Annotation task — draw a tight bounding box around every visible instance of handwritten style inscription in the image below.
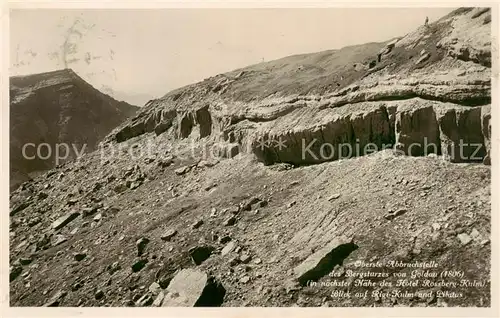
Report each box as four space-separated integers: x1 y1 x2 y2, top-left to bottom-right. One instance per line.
306 260 488 304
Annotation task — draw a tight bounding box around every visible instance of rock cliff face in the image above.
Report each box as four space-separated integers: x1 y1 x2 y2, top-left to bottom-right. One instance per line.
10 69 138 190
108 7 491 167
9 8 492 308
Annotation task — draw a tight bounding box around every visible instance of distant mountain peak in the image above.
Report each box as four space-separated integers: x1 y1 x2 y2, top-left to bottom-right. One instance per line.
9 69 139 190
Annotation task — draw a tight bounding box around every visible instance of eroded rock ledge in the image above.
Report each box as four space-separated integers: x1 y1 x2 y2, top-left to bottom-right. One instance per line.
249 100 489 165
107 94 491 167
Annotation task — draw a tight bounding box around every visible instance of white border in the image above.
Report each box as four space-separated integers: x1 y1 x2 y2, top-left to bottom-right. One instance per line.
1 1 498 318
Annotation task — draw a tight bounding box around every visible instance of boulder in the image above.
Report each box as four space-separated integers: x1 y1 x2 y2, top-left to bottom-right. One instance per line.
384 208 407 220
73 252 87 262
457 233 472 245
221 241 237 256
136 237 150 256
161 229 177 241
131 259 148 272
293 236 357 285
239 254 252 264
219 236 232 244
148 282 162 295
95 290 105 300
175 166 190 176
189 245 215 265
10 265 22 282
191 219 204 229
82 206 98 217
136 294 153 306
152 291 165 306
10 201 32 216
223 216 237 226
18 257 32 265
328 194 341 201
240 276 250 284
43 291 67 307
52 234 68 246
161 269 225 306
38 192 49 200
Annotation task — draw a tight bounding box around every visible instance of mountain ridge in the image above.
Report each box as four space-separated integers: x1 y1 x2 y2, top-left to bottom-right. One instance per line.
10 68 139 190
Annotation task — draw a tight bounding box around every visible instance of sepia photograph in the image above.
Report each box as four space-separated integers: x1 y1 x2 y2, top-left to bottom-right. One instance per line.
5 3 496 311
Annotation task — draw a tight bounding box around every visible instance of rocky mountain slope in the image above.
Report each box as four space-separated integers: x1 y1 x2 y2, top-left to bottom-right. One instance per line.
9 8 492 307
10 69 139 190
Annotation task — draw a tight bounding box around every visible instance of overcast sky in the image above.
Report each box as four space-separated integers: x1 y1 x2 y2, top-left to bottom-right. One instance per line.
10 8 455 105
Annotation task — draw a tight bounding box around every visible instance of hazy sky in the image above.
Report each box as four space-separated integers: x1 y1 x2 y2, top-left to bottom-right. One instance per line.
10 8 455 105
